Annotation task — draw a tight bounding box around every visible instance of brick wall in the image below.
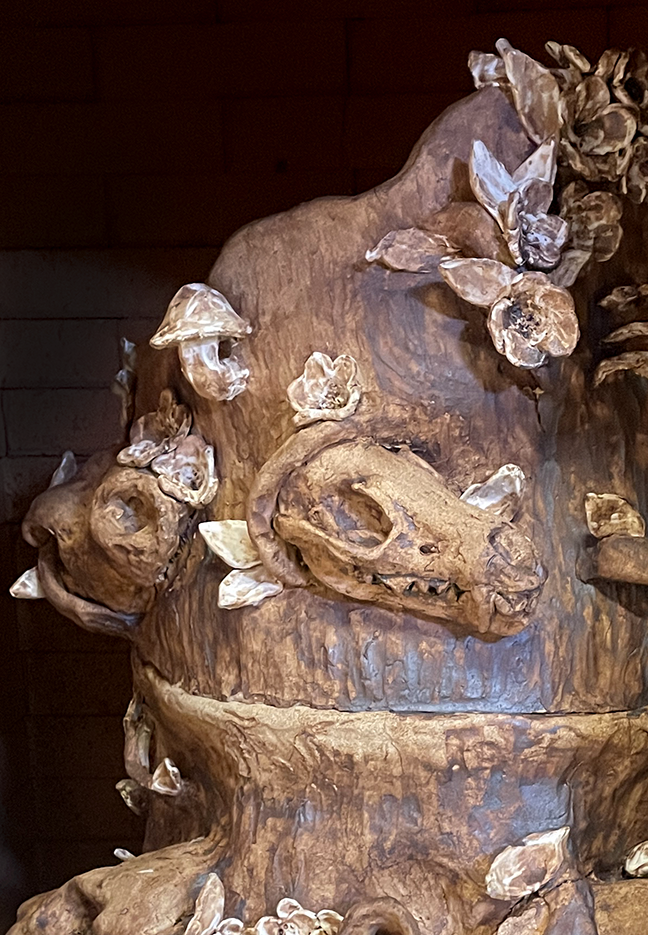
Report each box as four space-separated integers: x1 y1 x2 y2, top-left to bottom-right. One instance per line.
1 0 646 928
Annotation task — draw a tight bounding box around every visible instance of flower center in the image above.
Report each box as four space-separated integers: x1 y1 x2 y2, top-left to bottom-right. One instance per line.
503 302 537 339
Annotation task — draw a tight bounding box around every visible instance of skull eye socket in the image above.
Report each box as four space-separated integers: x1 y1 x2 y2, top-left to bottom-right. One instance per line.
317 483 393 549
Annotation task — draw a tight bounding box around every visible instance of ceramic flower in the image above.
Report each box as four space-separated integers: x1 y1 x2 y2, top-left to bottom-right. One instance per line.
622 136 648 203
117 389 191 468
551 181 624 286
287 352 362 427
545 43 638 183
150 434 219 508
440 258 579 369
253 899 343 935
584 492 645 538
470 139 567 270
468 39 561 144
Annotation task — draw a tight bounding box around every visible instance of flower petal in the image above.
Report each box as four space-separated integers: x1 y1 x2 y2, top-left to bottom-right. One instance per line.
199 520 260 569
548 249 591 287
512 139 557 186
626 841 648 878
217 920 245 935
586 104 637 155
468 51 507 89
585 492 645 538
603 321 648 343
574 75 611 125
460 464 526 521
594 351 648 386
185 873 225 935
9 567 44 600
276 900 303 920
439 258 519 307
218 567 284 609
485 826 570 900
500 42 561 143
365 228 457 272
469 140 516 223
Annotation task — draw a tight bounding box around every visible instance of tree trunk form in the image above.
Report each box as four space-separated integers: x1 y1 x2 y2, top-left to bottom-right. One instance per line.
10 40 648 935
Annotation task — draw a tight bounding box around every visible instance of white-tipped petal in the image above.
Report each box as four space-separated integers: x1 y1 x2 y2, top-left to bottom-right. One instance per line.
365 228 458 272
512 139 557 187
585 493 645 538
276 900 303 920
149 757 183 796
485 826 570 900
114 848 135 861
469 140 516 223
218 567 284 610
315 911 344 935
185 873 225 935
49 450 77 488
10 567 44 599
255 917 280 935
626 840 648 877
439 258 519 307
217 920 245 935
461 464 526 521
199 520 260 569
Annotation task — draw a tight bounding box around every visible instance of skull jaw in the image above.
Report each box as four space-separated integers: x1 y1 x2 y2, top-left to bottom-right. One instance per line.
294 543 544 641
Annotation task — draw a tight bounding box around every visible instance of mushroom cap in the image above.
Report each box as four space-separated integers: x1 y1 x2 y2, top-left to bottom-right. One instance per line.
150 283 252 348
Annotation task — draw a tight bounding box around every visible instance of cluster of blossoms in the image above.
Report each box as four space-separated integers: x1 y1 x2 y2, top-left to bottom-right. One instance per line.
365 37 646 372
547 42 648 202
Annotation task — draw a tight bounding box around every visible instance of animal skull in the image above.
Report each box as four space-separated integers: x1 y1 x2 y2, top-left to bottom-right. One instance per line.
272 439 545 640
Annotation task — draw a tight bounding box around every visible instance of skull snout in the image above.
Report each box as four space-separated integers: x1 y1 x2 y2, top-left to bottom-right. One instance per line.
272 439 546 639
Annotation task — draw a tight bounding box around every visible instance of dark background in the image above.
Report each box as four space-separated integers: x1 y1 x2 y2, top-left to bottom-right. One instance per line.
0 0 645 929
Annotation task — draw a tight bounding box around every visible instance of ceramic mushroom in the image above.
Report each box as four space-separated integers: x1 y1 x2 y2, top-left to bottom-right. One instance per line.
150 283 252 401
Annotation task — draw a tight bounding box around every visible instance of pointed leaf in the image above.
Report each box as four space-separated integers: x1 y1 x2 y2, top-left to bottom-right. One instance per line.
9 567 44 599
49 451 77 488
603 321 648 343
365 228 457 272
218 567 284 609
199 520 260 569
